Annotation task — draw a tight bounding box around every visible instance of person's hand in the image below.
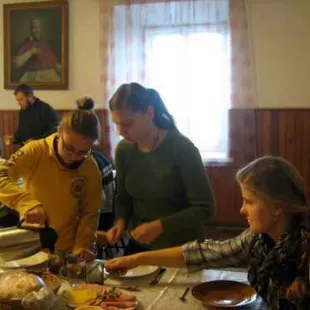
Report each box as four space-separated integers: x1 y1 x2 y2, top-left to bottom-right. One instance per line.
105 254 139 274
24 205 46 225
96 231 108 245
31 47 41 56
130 220 163 244
106 219 125 245
78 250 95 262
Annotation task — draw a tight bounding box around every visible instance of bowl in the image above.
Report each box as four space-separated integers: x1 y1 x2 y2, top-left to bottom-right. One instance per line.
192 280 257 308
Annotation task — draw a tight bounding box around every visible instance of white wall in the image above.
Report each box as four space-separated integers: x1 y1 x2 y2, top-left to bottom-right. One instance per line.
247 0 310 108
0 0 102 110
1 0 310 109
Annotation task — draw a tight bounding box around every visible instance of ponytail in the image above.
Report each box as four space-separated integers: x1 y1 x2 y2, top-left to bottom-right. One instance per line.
147 88 177 131
109 83 178 131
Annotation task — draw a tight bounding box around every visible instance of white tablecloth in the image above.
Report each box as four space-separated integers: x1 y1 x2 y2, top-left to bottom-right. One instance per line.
103 267 268 309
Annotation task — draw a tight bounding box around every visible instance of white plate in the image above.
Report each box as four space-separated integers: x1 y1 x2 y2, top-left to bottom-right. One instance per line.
0 251 49 269
113 265 159 278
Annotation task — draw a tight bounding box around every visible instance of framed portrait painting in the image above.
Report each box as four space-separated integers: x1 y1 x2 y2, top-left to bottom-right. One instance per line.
3 1 68 89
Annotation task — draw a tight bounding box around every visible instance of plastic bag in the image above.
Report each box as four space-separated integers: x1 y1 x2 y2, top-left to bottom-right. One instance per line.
22 287 58 310
0 271 45 300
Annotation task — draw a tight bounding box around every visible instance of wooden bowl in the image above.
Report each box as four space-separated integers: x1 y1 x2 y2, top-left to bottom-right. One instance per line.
192 280 257 308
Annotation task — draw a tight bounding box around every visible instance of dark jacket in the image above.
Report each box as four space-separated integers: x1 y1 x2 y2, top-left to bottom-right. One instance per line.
14 98 59 145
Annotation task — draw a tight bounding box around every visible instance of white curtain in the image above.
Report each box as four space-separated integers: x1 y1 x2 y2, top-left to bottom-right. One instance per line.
101 1 237 160
230 0 257 108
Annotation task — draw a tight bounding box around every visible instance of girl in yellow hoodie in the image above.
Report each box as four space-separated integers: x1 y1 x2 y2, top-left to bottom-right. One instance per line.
0 98 102 261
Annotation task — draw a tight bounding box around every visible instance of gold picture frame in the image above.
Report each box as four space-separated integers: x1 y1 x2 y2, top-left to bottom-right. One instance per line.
3 1 68 89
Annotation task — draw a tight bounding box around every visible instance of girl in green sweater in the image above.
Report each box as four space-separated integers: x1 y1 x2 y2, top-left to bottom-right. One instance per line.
104 83 216 253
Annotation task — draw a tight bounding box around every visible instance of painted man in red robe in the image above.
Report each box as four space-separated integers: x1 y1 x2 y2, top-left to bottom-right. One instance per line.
13 19 61 83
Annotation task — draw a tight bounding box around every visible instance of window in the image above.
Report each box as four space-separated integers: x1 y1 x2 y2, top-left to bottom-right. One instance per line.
145 27 230 160
109 1 230 161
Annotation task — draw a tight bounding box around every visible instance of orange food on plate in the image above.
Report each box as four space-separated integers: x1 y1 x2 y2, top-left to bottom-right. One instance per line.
71 284 138 309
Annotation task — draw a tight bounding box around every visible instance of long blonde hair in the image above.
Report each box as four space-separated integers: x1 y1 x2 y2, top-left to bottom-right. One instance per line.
236 156 310 301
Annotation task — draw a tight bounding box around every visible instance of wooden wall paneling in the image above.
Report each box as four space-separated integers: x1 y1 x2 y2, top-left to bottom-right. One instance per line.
242 109 257 164
1 108 310 226
293 111 310 197
285 112 295 164
229 110 246 165
278 111 303 171
2 111 8 158
3 112 9 140
0 109 112 159
278 111 292 161
256 110 277 156
278 110 287 159
1 111 17 159
229 109 257 167
7 112 15 157
8 112 14 137
276 110 310 198
206 166 245 226
0 112 4 158
301 111 310 194
213 108 310 226
271 110 280 155
0 112 3 145
293 111 304 173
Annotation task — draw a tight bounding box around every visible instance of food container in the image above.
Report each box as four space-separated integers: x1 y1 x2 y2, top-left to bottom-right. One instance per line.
0 271 61 310
59 261 88 284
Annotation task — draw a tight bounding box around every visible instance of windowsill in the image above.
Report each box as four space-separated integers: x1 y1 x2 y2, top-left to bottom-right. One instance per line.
203 157 233 167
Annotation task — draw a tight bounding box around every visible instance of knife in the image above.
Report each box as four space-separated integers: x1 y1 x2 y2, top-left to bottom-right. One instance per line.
149 267 166 285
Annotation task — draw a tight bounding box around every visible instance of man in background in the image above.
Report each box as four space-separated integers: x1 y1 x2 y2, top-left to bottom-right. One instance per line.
13 83 59 145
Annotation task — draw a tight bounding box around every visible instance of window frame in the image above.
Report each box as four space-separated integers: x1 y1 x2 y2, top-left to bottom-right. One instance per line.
143 23 231 162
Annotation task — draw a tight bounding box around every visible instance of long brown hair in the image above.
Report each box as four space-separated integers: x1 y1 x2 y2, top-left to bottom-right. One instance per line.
236 155 310 301
59 97 100 140
109 83 177 131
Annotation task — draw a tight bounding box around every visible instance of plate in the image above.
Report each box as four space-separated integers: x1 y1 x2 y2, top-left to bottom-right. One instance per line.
75 307 102 310
112 265 159 278
0 251 49 269
64 284 139 309
192 280 257 308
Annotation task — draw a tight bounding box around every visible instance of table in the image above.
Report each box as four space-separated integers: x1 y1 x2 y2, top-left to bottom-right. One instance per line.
103 267 268 309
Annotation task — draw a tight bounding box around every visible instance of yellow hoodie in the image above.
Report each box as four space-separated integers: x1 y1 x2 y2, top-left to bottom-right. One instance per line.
0 134 102 254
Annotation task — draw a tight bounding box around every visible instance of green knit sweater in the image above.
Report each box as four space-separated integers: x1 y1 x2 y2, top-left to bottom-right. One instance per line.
115 130 216 249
